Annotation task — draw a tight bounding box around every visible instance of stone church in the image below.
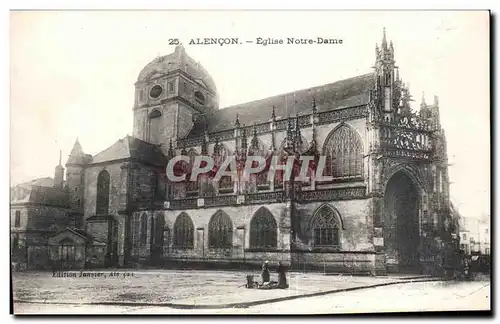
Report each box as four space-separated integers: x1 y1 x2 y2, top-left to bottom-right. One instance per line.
11 31 459 274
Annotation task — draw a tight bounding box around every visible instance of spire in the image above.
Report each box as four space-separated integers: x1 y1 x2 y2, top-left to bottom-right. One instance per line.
376 27 394 64
54 150 64 189
382 27 387 49
58 150 62 166
213 137 220 155
69 138 83 157
295 113 303 149
310 124 317 150
420 91 427 109
67 137 86 165
180 142 187 156
312 97 317 115
201 134 208 155
251 125 259 150
235 113 240 128
285 116 294 152
271 105 276 121
241 126 248 151
270 129 276 152
167 139 175 158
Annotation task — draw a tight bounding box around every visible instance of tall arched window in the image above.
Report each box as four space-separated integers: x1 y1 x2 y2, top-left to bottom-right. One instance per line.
250 207 277 248
173 213 194 248
139 213 148 245
209 210 233 248
96 170 110 215
323 124 363 179
311 205 342 247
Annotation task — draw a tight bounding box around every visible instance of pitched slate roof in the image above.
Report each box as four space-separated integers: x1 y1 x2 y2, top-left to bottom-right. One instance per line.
91 135 167 166
16 177 54 188
10 177 70 207
186 73 374 138
10 184 70 207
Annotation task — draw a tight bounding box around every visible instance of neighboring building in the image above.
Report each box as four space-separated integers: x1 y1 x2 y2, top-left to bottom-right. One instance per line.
459 215 490 256
11 30 455 274
10 159 82 269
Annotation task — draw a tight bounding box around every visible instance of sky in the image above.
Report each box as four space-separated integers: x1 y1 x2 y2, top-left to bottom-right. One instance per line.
9 10 490 218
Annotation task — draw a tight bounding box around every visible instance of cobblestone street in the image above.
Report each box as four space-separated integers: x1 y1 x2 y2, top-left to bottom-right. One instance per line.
14 280 490 314
12 269 436 308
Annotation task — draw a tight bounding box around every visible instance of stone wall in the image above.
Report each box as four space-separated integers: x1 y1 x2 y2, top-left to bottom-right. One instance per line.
83 162 128 219
128 197 377 273
294 199 373 251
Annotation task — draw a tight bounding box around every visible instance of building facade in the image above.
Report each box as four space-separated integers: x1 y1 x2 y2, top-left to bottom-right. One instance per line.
11 31 456 274
459 216 490 256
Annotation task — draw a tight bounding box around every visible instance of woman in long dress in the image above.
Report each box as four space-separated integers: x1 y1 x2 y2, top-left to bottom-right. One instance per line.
261 260 270 284
277 261 288 288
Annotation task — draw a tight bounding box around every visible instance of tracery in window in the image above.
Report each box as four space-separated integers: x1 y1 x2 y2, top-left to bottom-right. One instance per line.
311 205 342 247
323 124 363 179
208 210 233 248
173 213 194 248
250 207 277 248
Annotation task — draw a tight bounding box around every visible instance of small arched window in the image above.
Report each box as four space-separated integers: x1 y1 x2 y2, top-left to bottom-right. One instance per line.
173 213 194 248
208 211 233 248
96 170 110 215
250 207 277 248
311 205 342 247
194 91 205 105
149 109 162 119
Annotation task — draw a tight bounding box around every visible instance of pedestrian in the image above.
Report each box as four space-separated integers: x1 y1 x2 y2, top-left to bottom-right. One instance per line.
277 261 288 288
261 260 270 284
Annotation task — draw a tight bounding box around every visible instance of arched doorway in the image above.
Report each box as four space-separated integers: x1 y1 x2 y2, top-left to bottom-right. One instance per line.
384 171 421 272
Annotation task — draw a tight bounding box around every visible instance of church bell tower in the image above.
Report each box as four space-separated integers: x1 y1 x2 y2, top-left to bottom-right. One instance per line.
133 45 219 154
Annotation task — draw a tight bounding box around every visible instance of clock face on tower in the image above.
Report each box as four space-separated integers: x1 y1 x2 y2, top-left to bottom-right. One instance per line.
149 85 163 99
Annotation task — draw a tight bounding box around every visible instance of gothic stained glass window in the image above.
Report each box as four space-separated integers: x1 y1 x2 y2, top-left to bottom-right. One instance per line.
173 213 194 248
311 205 341 247
250 207 277 248
324 124 363 179
95 170 110 215
208 211 233 248
139 213 148 245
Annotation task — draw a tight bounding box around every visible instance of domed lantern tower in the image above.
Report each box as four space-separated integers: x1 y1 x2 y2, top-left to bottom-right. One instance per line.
133 45 218 154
